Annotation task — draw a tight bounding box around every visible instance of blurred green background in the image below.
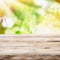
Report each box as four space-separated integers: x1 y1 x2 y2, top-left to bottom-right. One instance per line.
0 0 60 34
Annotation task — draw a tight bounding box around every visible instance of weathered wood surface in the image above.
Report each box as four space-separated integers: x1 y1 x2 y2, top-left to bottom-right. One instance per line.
0 55 60 60
0 35 60 60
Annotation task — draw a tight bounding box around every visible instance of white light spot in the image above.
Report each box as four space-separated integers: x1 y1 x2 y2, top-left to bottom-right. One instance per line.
2 18 14 28
34 0 48 8
37 9 45 16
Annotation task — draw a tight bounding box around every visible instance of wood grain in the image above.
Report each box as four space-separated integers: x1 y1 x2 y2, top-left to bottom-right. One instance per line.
0 35 60 60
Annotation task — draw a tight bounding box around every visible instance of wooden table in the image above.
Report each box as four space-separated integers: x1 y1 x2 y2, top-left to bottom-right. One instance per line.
0 35 60 60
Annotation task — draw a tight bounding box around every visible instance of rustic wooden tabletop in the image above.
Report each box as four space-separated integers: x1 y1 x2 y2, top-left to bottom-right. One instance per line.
0 35 60 60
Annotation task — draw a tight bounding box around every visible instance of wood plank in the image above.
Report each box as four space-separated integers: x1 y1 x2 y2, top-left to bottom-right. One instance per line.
0 35 60 55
